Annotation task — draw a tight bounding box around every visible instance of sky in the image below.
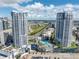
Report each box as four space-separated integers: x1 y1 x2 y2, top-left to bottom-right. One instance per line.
0 0 79 20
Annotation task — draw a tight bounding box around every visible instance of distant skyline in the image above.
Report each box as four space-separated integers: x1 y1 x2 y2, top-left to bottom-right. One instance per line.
0 0 79 20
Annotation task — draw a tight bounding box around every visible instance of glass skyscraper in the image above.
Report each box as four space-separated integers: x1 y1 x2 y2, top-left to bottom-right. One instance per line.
56 11 73 47
0 17 9 45
11 11 27 48
2 17 9 30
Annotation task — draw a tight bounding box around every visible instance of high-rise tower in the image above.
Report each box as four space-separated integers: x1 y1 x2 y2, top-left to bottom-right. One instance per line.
11 11 27 48
56 11 73 47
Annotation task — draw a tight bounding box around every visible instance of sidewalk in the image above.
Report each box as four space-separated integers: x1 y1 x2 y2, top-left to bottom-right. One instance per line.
0 55 16 59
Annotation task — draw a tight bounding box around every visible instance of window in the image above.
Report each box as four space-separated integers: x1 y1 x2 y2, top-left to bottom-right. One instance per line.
32 56 43 59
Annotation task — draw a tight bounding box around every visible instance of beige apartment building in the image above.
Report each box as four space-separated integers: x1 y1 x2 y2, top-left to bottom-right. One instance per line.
20 52 79 59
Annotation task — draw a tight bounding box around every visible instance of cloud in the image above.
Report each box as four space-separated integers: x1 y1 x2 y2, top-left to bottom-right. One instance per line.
0 0 32 7
0 0 23 4
23 3 56 20
0 0 79 20
22 3 79 20
0 0 32 4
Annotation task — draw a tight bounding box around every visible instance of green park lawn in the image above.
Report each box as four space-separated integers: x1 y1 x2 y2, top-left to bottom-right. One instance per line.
29 24 48 35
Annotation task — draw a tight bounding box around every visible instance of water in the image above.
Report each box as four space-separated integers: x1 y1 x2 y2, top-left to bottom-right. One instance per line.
39 40 53 51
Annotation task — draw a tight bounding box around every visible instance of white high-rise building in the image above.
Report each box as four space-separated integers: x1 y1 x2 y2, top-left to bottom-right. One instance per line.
0 19 4 45
11 11 27 48
56 11 73 47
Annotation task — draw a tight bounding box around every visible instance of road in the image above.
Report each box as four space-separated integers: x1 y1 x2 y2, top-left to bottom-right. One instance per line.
28 24 49 40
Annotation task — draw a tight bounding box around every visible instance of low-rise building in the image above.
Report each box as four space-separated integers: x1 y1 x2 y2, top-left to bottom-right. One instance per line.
20 53 79 59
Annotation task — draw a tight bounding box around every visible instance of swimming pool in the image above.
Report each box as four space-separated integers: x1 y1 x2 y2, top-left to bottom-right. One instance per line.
39 40 53 51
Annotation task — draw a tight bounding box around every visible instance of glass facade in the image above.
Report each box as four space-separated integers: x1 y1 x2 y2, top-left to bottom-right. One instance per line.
56 13 65 42
2 18 9 30
56 11 73 47
0 20 4 45
11 11 27 48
